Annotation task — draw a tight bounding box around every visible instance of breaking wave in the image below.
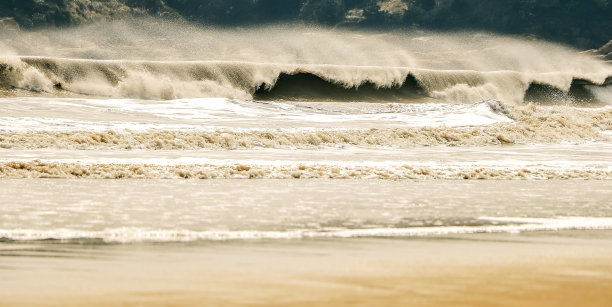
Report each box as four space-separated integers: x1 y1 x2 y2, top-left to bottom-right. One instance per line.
1 21 611 104
2 102 610 150
1 56 611 104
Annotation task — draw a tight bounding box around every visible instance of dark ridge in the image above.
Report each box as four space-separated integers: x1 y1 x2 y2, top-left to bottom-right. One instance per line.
2 0 611 49
524 82 577 105
254 73 428 102
0 63 15 89
568 79 602 104
524 79 609 105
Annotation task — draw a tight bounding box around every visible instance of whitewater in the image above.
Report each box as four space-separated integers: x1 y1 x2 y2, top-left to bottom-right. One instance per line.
1 20 612 243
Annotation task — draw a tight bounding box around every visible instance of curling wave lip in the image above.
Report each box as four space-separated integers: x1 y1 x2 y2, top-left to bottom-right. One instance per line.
2 56 611 103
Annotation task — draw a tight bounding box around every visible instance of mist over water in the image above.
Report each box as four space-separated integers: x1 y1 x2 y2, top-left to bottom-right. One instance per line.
1 20 610 103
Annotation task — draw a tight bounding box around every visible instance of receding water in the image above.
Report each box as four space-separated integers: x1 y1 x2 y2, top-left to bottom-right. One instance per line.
1 179 611 242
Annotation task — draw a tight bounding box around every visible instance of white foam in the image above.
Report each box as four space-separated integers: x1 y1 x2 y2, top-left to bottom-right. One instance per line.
0 97 512 132
2 217 611 243
2 143 612 170
0 116 206 133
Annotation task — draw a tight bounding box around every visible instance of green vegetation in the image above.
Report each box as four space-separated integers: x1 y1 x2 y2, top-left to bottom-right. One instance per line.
0 0 73 28
0 0 610 49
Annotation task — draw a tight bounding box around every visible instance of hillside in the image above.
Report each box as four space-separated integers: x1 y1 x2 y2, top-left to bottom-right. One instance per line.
0 0 611 49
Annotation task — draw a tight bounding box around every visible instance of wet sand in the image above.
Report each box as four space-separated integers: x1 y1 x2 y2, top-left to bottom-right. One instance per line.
2 232 612 306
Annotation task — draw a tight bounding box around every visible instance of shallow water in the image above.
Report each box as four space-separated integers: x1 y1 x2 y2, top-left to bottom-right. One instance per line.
1 179 611 242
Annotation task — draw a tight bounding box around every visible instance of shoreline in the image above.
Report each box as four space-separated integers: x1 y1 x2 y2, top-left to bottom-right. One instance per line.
2 179 611 306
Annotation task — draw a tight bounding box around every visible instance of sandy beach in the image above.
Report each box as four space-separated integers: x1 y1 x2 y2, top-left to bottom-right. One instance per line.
1 179 611 306
2 231 612 306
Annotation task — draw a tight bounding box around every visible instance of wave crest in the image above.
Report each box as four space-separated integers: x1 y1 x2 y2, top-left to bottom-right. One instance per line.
1 23 611 103
1 56 611 104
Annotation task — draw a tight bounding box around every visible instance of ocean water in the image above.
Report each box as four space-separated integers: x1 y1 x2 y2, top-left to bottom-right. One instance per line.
1 21 612 288
1 179 612 242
